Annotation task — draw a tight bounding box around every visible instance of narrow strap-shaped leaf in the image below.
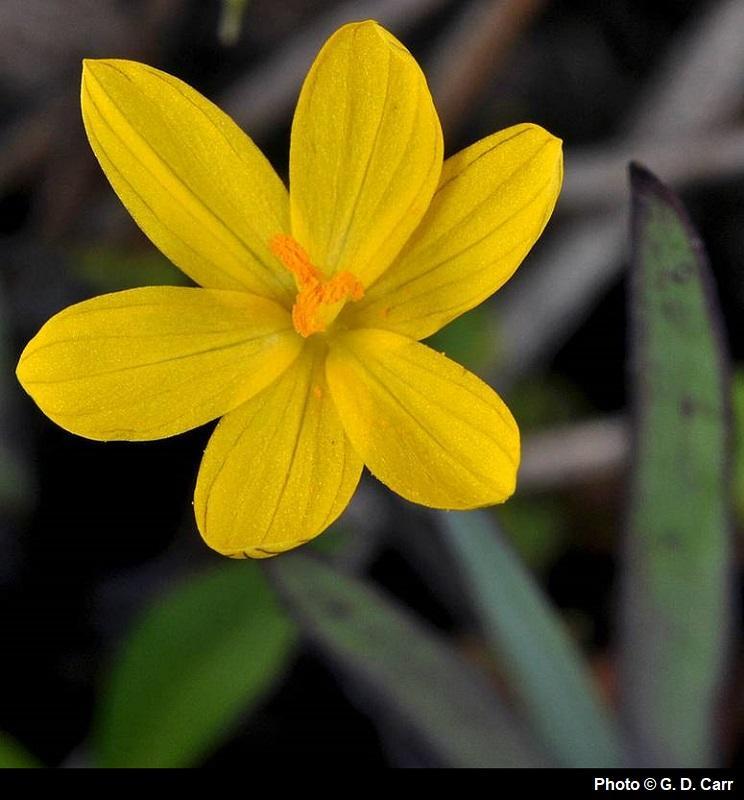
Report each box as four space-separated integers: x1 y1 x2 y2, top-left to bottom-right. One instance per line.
268 553 548 768
733 371 744 525
622 164 732 767
440 510 625 767
93 563 295 767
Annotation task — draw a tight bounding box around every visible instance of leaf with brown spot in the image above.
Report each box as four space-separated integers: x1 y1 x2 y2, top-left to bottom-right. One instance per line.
621 164 732 767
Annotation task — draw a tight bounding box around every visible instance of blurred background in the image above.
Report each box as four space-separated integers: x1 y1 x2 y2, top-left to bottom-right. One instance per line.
0 0 742 768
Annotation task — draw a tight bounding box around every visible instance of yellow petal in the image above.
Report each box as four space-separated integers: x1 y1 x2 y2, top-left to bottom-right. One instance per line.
347 124 562 339
195 343 362 558
326 329 519 508
82 60 293 303
289 20 443 287
17 287 302 441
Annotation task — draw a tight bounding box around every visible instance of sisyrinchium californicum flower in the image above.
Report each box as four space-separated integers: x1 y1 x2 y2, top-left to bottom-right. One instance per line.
16 21 562 558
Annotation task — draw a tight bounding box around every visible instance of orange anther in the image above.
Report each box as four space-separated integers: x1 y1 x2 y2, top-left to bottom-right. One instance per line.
270 234 322 286
270 234 364 337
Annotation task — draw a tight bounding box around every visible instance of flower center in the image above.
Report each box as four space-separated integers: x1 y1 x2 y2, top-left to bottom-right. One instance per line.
270 234 364 338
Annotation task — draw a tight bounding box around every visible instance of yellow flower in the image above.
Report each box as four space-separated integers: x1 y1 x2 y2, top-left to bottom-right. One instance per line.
16 21 562 558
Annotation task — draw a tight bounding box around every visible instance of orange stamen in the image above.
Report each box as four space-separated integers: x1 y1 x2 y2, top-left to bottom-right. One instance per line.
270 234 364 337
269 233 322 285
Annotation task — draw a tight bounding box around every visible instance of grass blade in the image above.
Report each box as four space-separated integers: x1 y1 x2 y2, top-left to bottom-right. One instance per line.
268 552 547 768
440 509 625 767
622 164 732 767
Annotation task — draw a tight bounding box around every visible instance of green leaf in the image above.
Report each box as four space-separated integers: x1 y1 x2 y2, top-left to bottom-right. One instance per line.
425 303 494 374
93 562 295 767
72 245 189 292
268 553 547 768
0 733 41 768
732 370 744 525
308 522 348 556
622 164 731 767
219 0 250 46
496 495 568 570
440 510 625 767
507 373 588 430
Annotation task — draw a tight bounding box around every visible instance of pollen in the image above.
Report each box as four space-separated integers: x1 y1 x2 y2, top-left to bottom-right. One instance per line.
270 233 322 285
270 234 364 337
